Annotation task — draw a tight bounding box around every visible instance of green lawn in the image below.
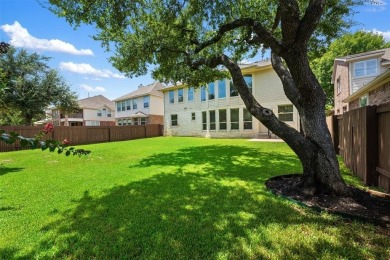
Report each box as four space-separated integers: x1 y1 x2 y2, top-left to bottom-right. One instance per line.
0 137 388 259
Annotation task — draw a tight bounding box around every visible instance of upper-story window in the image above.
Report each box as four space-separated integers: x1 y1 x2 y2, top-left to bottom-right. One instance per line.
169 90 175 104
143 95 149 108
132 98 137 109
178 88 184 102
116 101 122 112
188 87 194 101
201 86 206 102
97 110 102 117
336 76 341 95
121 101 125 111
244 75 253 92
126 100 131 110
208 82 215 100
353 59 377 78
102 108 107 117
218 80 226 98
230 81 239 97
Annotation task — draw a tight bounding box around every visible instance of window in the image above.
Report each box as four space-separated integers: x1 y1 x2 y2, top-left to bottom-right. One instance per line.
191 112 196 121
336 76 341 95
209 110 216 130
171 114 178 126
127 118 132 125
230 108 239 130
219 109 227 130
169 90 175 104
244 75 253 92
102 108 107 117
178 88 184 102
85 120 100 126
353 59 377 78
218 80 226 98
243 109 252 130
278 105 293 121
201 86 206 102
140 117 147 125
230 81 238 97
126 100 131 110
208 82 215 100
202 111 207 130
188 87 194 101
97 110 102 117
121 101 125 111
107 111 112 117
117 102 121 112
359 94 369 107
143 96 149 108
133 118 139 125
132 99 137 109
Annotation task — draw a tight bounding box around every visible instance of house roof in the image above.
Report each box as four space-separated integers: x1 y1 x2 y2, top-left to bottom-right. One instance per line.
335 48 390 63
161 60 272 91
113 81 165 101
342 68 390 103
78 95 115 111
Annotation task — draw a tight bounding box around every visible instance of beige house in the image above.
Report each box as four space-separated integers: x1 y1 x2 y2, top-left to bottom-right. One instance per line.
51 95 115 126
162 60 299 138
332 48 390 115
113 82 164 125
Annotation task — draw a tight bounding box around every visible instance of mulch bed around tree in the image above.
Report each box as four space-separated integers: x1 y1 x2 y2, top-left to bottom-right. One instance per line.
265 174 390 229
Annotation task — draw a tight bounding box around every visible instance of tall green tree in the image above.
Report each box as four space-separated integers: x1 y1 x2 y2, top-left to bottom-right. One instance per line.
0 46 79 125
49 0 368 195
311 31 390 106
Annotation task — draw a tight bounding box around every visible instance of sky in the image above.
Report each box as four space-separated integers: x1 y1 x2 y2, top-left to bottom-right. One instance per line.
1 0 390 101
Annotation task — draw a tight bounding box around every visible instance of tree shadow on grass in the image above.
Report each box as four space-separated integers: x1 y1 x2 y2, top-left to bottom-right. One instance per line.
131 145 302 183
0 166 24 176
2 145 387 258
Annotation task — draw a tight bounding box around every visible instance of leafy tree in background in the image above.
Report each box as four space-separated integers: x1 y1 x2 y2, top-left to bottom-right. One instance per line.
0 46 79 125
311 31 390 107
49 0 372 195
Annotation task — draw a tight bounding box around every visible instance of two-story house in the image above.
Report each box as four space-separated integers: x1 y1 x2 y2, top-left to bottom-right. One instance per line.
332 48 390 115
51 95 116 126
113 81 164 125
162 60 299 138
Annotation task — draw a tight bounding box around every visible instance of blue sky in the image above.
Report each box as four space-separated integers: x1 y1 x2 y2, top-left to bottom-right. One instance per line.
1 0 390 101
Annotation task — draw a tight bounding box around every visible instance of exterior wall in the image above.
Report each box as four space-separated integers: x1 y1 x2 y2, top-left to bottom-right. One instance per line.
163 67 299 138
149 95 164 115
349 99 359 111
149 115 164 125
334 60 350 115
349 58 387 93
368 81 390 106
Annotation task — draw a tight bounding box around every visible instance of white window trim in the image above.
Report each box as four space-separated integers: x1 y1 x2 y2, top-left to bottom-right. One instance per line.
352 58 378 79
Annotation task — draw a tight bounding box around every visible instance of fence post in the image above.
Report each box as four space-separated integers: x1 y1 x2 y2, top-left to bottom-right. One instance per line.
333 115 339 155
366 105 378 186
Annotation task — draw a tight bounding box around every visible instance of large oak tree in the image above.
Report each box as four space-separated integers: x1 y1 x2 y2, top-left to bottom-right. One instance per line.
0 46 79 125
49 0 371 195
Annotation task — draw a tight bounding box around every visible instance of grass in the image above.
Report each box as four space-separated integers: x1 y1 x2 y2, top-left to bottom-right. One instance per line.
0 137 388 259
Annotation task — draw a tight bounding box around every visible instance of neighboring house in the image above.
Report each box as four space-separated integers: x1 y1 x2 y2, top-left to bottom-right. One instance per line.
332 48 390 115
162 60 300 138
51 95 115 126
113 81 164 125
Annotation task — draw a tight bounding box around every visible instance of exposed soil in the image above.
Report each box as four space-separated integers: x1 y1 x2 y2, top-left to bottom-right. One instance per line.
266 174 390 229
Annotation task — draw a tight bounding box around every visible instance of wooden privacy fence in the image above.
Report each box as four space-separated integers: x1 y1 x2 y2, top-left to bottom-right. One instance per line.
0 124 164 152
327 103 390 192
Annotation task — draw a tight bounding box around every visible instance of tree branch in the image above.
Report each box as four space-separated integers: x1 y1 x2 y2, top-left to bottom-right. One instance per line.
270 52 301 107
279 0 301 46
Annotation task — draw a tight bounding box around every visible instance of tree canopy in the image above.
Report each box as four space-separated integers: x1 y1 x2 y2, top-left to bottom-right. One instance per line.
311 30 390 107
0 46 79 125
48 0 372 195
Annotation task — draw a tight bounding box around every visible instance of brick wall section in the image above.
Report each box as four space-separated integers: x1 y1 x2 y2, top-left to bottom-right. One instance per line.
369 82 390 106
334 60 350 115
349 99 359 111
148 115 163 125
100 121 116 126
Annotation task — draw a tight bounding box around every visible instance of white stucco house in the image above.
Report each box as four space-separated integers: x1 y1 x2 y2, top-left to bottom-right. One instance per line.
113 82 165 125
162 60 300 138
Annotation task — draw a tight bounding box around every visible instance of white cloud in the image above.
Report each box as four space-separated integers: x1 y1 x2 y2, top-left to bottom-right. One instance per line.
366 0 387 12
371 29 390 42
60 61 126 79
1 21 93 55
80 84 106 92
